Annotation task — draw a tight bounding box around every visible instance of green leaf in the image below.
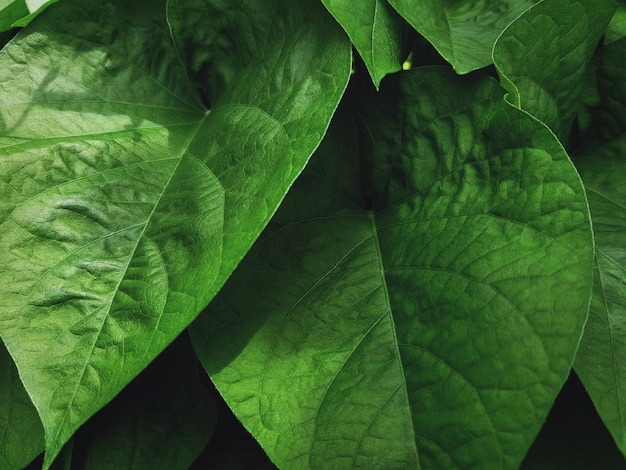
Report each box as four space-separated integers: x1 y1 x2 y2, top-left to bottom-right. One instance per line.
0 0 350 466
71 335 216 470
387 0 538 74
573 37 626 457
191 67 594 469
166 0 351 278
10 0 58 28
606 2 626 44
320 0 406 88
189 378 277 469
0 0 28 32
0 340 44 470
493 0 616 140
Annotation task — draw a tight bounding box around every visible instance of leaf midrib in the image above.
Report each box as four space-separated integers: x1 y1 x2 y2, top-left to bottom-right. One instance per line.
367 211 420 467
49 112 210 449
0 120 201 154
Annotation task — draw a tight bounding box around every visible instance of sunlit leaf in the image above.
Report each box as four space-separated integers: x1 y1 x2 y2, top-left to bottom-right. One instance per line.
0 0 350 466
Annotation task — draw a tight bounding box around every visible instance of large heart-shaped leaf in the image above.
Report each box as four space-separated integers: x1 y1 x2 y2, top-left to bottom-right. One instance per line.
320 0 407 88
191 67 594 468
387 0 538 74
0 0 350 466
573 37 626 457
493 0 616 139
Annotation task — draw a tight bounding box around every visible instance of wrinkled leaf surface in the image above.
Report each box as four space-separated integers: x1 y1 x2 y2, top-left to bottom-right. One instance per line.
192 67 594 469
494 0 616 139
0 0 350 466
573 37 626 457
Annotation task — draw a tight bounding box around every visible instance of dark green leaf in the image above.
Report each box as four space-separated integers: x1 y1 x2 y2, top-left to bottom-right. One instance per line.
190 376 277 470
321 0 407 88
192 67 594 469
606 2 626 45
493 0 616 139
0 341 44 470
71 335 216 470
573 37 626 458
0 0 350 466
387 0 538 74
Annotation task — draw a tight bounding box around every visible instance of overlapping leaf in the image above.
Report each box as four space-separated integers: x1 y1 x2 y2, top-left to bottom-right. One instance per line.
388 0 538 74
320 0 407 88
0 0 28 32
0 0 350 466
70 336 216 470
494 0 616 139
0 341 44 469
573 37 626 457
191 67 594 469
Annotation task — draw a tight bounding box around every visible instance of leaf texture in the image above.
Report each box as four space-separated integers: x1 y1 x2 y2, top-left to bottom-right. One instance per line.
388 0 538 74
493 0 616 139
0 0 350 466
191 67 594 469
573 37 626 457
321 0 407 88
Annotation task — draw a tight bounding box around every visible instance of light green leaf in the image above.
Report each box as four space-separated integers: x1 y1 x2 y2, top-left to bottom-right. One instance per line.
0 0 350 466
573 37 626 457
493 0 616 140
72 336 216 470
321 0 406 88
166 0 351 279
191 67 594 469
0 341 44 470
387 0 538 74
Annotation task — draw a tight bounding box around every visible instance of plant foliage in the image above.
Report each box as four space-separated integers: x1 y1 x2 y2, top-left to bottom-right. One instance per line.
0 0 625 469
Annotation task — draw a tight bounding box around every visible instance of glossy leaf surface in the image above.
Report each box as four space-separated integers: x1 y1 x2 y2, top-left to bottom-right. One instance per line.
573 37 626 457
0 0 350 466
321 0 406 88
388 0 537 73
494 0 616 139
192 67 594 469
